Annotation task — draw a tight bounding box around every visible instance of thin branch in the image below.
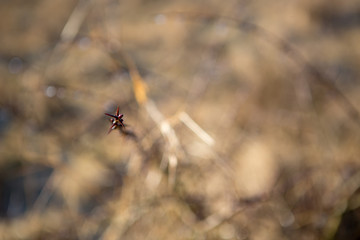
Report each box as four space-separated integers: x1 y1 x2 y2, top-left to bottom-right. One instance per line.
123 53 181 189
163 11 360 127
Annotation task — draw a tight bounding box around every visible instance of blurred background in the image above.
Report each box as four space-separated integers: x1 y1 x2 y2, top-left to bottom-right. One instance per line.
1 0 360 239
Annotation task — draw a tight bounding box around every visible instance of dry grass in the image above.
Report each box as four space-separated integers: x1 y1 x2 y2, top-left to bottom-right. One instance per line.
1 0 360 239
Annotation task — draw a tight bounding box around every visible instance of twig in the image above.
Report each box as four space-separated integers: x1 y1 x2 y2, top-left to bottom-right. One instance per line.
123 53 181 189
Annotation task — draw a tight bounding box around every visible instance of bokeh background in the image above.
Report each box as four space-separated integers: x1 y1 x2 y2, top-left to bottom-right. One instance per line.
1 0 360 239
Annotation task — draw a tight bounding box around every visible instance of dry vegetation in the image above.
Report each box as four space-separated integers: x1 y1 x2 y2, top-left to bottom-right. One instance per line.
1 0 360 239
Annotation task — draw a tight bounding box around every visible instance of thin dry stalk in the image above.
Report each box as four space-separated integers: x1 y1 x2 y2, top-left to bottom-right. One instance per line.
60 0 93 42
178 111 215 147
123 53 181 189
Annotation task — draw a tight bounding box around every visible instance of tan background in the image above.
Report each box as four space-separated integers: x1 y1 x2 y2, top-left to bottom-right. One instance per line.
0 0 360 239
